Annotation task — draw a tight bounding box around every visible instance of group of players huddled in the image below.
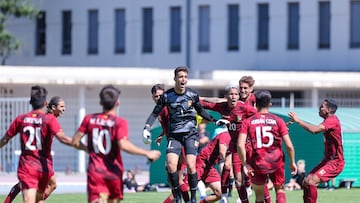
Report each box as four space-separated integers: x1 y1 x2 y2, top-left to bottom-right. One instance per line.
0 66 344 203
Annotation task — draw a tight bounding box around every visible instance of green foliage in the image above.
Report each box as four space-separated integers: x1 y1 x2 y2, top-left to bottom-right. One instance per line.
0 0 39 65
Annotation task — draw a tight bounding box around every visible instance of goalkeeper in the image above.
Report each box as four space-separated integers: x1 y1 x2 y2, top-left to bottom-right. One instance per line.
142 66 229 203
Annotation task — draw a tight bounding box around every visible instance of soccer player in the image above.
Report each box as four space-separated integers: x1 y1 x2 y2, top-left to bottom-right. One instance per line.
72 85 161 203
238 76 256 107
0 86 76 203
200 82 257 203
3 96 81 203
196 126 231 203
150 83 190 203
238 90 297 203
288 98 344 203
143 66 226 203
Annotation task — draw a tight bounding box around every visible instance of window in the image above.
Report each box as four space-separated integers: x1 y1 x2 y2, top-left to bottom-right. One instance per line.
142 8 153 53
35 11 46 55
170 6 181 52
198 5 210 52
287 2 299 50
319 1 330 49
228 4 239 51
88 10 98 55
257 3 269 50
115 9 126 54
350 1 360 48
62 10 72 55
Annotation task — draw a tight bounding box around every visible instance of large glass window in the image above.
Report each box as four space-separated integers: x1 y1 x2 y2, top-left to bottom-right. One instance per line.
198 5 210 52
319 1 330 49
142 8 153 53
62 10 72 55
170 6 181 52
257 4 269 50
350 1 360 48
88 10 98 55
35 11 46 55
228 4 239 51
115 9 126 54
288 2 299 50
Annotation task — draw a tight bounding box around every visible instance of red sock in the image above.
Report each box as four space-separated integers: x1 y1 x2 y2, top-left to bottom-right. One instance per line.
221 168 230 194
199 199 207 203
163 196 173 203
303 186 308 203
308 185 318 203
276 191 286 203
264 185 271 203
4 183 21 203
236 185 249 203
180 183 190 202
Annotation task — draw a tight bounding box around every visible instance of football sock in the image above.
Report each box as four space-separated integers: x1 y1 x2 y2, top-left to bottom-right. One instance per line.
4 183 21 203
276 191 286 203
264 184 271 203
180 183 190 202
236 185 249 203
244 174 251 187
221 167 230 194
308 185 318 203
228 178 234 196
163 196 173 203
188 173 198 202
197 180 207 199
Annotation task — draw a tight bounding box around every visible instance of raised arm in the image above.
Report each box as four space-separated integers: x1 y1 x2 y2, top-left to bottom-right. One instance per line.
288 112 325 134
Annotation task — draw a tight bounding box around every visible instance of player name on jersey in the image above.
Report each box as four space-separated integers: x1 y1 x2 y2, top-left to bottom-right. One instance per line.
251 118 277 125
23 117 42 124
89 118 115 127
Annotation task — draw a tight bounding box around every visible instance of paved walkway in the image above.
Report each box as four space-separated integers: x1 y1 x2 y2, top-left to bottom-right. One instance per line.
0 171 150 195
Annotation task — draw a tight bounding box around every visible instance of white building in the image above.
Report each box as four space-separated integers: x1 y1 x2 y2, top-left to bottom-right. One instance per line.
1 0 360 172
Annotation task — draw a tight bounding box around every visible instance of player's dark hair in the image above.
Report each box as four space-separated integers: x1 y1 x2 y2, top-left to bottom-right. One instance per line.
151 84 165 94
99 85 121 110
174 66 189 77
47 96 63 113
325 98 338 114
29 85 47 109
239 76 255 88
254 90 272 108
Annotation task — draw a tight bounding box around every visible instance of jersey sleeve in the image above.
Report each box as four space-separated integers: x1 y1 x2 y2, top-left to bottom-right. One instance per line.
6 115 22 138
77 114 91 133
116 118 129 140
47 114 61 135
322 116 336 132
277 117 289 137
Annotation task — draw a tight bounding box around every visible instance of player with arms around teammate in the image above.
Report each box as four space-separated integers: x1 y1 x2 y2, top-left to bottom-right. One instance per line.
143 66 226 203
238 90 297 203
288 98 344 203
0 86 75 203
72 85 161 203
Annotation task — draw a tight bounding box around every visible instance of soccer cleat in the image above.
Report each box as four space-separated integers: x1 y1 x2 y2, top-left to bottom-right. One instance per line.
220 195 229 203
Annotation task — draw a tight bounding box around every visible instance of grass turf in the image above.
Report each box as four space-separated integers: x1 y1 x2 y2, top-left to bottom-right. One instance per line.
1 188 359 202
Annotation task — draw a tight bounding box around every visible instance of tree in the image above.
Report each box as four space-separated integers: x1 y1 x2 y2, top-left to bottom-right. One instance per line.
0 0 39 65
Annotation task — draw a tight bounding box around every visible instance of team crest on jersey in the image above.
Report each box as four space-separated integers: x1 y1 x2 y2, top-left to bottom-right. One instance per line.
237 116 242 122
318 169 326 176
194 140 199 147
188 100 192 107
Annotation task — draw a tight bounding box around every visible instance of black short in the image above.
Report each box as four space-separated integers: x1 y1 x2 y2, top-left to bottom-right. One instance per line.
167 131 199 156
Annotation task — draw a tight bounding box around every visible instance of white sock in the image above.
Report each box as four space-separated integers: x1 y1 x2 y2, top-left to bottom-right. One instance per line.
197 180 207 197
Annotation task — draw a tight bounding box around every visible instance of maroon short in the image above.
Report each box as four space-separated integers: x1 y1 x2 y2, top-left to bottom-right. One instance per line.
310 159 345 182
197 159 220 185
251 167 285 187
17 156 53 193
231 151 243 174
87 171 123 202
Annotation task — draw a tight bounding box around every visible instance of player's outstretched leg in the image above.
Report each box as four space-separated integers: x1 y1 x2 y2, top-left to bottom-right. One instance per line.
4 182 21 203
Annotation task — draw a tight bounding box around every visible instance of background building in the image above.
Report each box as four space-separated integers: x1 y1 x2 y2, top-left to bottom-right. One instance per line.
1 0 359 186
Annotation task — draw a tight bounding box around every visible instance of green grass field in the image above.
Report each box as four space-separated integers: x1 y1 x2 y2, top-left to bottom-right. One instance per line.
1 188 359 203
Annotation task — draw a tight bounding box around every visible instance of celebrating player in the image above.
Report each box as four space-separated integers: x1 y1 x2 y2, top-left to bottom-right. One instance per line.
288 98 344 203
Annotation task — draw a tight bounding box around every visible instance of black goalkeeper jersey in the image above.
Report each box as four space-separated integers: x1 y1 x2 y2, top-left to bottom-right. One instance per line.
145 87 215 134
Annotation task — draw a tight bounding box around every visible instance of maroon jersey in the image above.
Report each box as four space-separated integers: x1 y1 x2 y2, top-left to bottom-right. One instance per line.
322 115 344 162
200 101 256 140
242 93 256 107
158 107 170 136
240 113 288 174
6 111 60 162
77 113 128 177
198 131 231 165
